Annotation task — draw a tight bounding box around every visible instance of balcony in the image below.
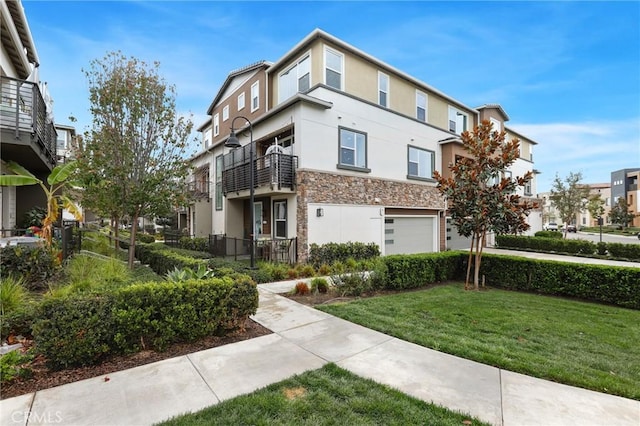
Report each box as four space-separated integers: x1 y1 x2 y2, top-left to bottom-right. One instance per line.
0 76 56 172
222 150 298 196
187 179 211 200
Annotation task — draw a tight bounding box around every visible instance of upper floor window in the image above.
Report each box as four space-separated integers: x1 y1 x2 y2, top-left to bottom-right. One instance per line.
338 127 367 170
251 81 259 112
407 146 434 180
237 92 245 111
56 132 67 150
324 47 343 90
213 113 220 136
222 105 229 122
278 54 310 103
448 106 468 135
416 91 427 122
490 117 501 133
378 72 389 107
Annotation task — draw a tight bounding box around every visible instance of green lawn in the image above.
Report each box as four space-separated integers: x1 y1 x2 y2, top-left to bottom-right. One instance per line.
158 363 489 426
317 284 640 400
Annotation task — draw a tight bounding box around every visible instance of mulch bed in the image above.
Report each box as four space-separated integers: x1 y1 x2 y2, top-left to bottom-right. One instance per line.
1 319 271 400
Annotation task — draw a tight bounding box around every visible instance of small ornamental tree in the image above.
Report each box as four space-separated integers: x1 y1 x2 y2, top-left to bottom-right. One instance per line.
549 172 589 238
610 198 636 228
434 120 537 290
586 194 605 226
77 52 194 268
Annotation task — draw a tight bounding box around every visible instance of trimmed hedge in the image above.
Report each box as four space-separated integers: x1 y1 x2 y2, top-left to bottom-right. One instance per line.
32 276 258 369
179 237 209 252
308 242 380 267
534 231 563 239
135 243 207 276
496 235 640 261
497 235 595 255
381 252 465 290
479 254 640 309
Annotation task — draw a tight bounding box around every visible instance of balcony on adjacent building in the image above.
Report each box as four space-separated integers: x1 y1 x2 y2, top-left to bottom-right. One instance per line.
0 76 56 172
187 179 211 200
222 142 298 196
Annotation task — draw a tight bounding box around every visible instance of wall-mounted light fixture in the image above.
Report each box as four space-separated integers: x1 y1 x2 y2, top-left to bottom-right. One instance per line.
316 208 324 217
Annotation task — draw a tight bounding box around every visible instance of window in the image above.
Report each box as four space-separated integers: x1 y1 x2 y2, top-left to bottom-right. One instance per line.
490 117 501 133
56 132 66 150
213 114 219 136
274 200 287 238
215 155 223 210
251 81 259 112
338 127 367 170
524 181 532 196
416 91 427 122
237 93 245 111
324 47 343 90
448 106 468 135
407 146 434 180
222 105 229 121
278 54 310 103
378 72 389 107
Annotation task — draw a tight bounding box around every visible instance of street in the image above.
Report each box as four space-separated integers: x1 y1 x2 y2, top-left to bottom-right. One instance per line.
564 231 640 245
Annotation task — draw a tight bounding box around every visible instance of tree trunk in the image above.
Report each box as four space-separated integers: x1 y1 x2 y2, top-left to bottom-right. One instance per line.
473 232 482 290
113 216 120 254
128 206 141 269
465 234 475 290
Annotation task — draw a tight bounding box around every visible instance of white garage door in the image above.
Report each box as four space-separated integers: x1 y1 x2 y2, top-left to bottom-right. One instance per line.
385 217 434 255
446 218 472 250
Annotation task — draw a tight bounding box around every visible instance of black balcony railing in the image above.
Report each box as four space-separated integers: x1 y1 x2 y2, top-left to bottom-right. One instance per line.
187 180 211 199
0 76 56 168
222 152 297 195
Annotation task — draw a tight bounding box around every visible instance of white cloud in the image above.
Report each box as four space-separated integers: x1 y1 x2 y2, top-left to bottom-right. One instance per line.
510 119 640 192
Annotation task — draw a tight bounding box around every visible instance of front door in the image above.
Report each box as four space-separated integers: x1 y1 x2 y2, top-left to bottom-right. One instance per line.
254 201 263 237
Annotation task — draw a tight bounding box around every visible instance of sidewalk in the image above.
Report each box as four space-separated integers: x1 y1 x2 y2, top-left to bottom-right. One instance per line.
483 247 640 268
1 283 638 426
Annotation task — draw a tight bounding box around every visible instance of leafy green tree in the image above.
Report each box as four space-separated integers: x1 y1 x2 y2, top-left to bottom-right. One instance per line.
76 51 193 267
586 194 605 226
0 161 82 246
549 172 589 238
434 120 537 290
609 198 636 228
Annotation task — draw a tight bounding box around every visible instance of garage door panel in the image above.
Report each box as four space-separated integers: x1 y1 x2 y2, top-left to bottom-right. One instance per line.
385 217 434 255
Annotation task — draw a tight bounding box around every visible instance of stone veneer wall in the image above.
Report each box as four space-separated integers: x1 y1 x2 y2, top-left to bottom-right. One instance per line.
296 170 445 260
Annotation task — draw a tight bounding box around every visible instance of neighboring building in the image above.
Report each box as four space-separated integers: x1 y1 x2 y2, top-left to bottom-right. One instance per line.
54 123 76 163
576 183 611 227
187 29 540 260
612 168 640 227
1 0 57 231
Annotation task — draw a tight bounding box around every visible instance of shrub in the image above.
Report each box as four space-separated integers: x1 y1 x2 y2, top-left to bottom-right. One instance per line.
135 244 207 276
596 242 608 256
286 268 298 279
382 252 465 290
317 264 332 276
496 235 595 256
0 246 59 291
32 276 258 369
178 237 209 252
310 277 329 294
331 273 372 297
0 350 33 384
534 231 563 239
308 242 380 267
296 264 316 278
294 282 310 295
607 243 640 261
137 233 156 244
0 276 28 316
479 254 640 309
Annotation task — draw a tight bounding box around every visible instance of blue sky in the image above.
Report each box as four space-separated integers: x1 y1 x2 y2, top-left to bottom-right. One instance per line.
24 1 639 193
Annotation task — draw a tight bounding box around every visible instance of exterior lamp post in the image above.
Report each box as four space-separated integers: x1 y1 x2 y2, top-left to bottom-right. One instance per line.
225 116 255 268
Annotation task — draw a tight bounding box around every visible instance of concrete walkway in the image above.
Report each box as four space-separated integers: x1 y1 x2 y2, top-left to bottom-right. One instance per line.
1 283 639 426
484 247 640 268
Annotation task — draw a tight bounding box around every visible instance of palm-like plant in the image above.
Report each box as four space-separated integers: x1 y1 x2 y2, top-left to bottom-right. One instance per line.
0 161 82 246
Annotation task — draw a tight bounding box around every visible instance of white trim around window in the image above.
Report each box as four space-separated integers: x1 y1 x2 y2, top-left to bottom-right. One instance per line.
278 52 311 103
213 113 219 137
337 126 369 172
237 92 245 111
407 145 435 181
222 105 229 121
251 81 259 112
378 71 389 107
416 90 427 122
324 46 343 90
448 106 468 135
